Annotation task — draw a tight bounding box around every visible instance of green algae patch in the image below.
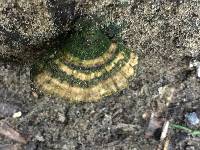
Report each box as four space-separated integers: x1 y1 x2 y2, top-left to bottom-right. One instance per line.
63 20 111 60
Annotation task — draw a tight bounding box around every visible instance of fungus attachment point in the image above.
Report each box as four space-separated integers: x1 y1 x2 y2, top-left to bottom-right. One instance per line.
32 17 138 102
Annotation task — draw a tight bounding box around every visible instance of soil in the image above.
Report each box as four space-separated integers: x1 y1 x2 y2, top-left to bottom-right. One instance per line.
0 0 200 150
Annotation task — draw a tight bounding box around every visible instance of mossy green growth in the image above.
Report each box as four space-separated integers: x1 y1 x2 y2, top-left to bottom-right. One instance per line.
63 19 111 60
31 16 139 102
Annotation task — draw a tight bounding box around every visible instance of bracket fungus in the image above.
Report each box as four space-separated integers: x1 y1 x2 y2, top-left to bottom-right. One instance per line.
32 17 138 102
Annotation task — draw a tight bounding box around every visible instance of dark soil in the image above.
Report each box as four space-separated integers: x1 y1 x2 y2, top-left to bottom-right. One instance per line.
0 1 200 150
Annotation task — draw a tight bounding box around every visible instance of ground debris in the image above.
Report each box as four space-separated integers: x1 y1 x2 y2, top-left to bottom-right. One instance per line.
112 123 137 132
12 112 22 119
157 85 175 111
156 138 171 150
170 133 200 149
163 138 170 150
0 144 22 150
0 103 20 118
185 112 200 127
189 57 200 78
160 121 170 141
0 121 27 144
145 112 165 139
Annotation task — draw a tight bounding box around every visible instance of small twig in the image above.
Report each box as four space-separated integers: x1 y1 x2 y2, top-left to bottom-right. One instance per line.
170 123 200 136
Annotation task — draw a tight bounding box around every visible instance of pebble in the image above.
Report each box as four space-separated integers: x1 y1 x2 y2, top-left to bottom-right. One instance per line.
32 91 38 98
58 112 66 123
12 111 22 118
189 60 200 78
185 112 200 126
35 134 45 142
142 112 151 120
